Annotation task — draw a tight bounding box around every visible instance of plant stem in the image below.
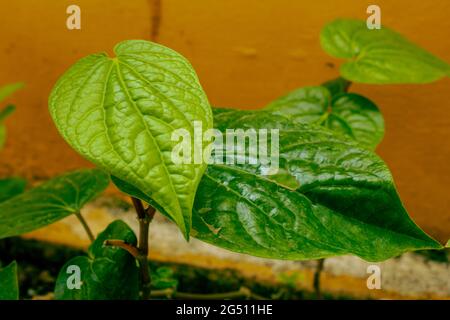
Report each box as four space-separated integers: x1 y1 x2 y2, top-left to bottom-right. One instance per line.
74 211 94 242
150 286 266 300
104 239 140 257
313 258 325 300
131 197 155 300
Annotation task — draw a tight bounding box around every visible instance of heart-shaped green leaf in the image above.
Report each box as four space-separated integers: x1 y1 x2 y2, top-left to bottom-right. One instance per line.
192 124 441 262
0 169 109 239
0 177 26 203
0 261 19 300
214 86 384 149
55 220 140 300
320 19 450 84
49 40 213 238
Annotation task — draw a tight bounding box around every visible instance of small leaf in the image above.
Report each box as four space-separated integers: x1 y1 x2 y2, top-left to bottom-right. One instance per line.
152 267 178 290
0 177 27 203
325 93 384 149
0 83 24 102
192 124 442 262
320 19 450 84
0 105 15 122
0 261 19 300
0 169 109 239
54 220 140 300
446 240 449 248
49 40 213 239
0 105 16 150
322 77 351 97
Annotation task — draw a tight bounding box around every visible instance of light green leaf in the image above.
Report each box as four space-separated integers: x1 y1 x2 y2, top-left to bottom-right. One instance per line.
49 40 213 239
192 124 441 262
0 177 27 203
325 93 384 149
0 105 15 150
446 240 449 248
0 261 19 300
214 86 384 149
320 19 450 84
55 220 140 300
0 169 109 239
0 83 23 102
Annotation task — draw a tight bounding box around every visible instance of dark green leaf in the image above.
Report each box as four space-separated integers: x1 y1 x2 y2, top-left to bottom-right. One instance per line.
49 40 213 238
0 169 109 239
325 93 384 149
55 220 140 300
322 77 351 97
192 125 442 262
213 86 330 131
320 19 450 84
0 261 19 300
0 177 27 203
152 267 178 290
214 86 384 149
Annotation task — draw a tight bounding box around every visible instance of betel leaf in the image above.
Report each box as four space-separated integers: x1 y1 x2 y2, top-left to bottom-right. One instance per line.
191 124 442 262
213 86 384 149
322 77 351 97
49 40 213 239
0 261 19 300
325 93 384 149
55 220 140 300
320 19 450 84
213 87 330 132
0 83 24 103
0 105 16 150
0 177 27 203
152 267 178 290
0 169 109 239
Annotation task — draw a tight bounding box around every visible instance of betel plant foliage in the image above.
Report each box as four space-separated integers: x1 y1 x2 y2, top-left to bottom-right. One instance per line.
0 19 449 300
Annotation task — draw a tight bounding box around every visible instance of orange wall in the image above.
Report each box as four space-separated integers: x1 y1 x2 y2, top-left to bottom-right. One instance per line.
1 0 449 242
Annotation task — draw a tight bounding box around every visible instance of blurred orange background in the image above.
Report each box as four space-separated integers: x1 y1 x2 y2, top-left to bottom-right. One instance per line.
0 0 449 242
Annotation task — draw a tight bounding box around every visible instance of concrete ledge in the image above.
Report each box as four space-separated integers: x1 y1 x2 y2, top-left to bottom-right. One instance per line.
23 197 450 300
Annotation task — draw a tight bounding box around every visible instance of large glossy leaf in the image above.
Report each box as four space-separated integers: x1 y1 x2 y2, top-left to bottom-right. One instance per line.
55 220 140 300
0 261 19 300
213 86 384 149
0 177 27 203
192 124 442 262
49 40 213 238
320 19 450 84
0 169 109 239
325 93 384 149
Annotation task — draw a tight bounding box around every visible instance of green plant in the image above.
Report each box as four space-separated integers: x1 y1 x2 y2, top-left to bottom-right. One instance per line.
0 19 449 300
